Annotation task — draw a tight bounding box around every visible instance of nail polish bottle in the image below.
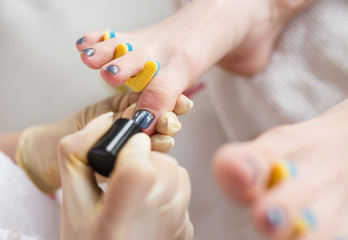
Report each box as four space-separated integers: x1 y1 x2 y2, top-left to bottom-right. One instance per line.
88 110 153 177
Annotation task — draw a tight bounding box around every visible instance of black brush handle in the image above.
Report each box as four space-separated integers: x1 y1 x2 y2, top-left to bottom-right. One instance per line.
87 118 141 177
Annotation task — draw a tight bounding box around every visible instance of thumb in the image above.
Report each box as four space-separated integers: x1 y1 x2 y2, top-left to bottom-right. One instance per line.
58 112 114 231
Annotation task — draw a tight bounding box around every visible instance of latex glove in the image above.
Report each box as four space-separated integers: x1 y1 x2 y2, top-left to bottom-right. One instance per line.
16 93 193 194
59 113 193 240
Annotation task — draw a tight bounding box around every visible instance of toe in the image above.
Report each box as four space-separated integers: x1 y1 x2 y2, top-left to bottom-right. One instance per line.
100 50 149 87
213 124 310 203
75 30 104 52
212 142 273 203
80 37 126 69
252 163 348 240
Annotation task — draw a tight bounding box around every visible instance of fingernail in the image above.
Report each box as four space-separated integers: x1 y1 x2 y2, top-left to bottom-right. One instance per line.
82 48 95 56
132 110 154 129
76 36 85 45
266 206 287 230
294 210 317 235
106 65 119 75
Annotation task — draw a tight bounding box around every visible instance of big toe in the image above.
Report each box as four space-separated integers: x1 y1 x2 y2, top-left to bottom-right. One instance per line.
213 142 272 203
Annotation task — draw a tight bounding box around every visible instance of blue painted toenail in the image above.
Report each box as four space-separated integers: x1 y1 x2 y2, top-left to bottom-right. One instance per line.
76 36 85 45
82 48 95 56
133 110 154 129
106 65 119 75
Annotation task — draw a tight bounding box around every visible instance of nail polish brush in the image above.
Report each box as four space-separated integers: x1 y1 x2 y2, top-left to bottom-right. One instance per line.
88 110 153 177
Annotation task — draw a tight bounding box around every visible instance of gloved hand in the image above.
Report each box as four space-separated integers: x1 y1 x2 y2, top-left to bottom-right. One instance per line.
16 93 193 194
59 113 193 240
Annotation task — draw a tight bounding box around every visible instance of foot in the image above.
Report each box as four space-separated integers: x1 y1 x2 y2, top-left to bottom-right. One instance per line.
75 0 316 133
213 99 348 239
218 0 319 75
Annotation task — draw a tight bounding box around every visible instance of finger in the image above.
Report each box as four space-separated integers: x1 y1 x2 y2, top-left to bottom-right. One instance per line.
156 112 182 137
145 151 181 209
173 94 194 115
174 211 194 240
100 133 157 224
75 30 104 52
58 112 114 228
120 103 137 119
151 134 175 153
160 167 192 238
105 92 141 113
72 92 141 131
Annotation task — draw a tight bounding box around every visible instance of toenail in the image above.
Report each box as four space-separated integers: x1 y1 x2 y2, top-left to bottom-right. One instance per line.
106 65 119 75
133 110 154 129
76 36 85 45
294 210 317 235
82 48 95 57
265 206 287 230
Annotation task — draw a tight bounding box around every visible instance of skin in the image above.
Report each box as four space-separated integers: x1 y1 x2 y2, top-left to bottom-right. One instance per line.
76 0 318 134
76 0 347 239
213 99 348 239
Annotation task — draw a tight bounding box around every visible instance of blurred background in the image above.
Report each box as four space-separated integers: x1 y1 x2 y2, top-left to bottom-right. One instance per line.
0 0 262 239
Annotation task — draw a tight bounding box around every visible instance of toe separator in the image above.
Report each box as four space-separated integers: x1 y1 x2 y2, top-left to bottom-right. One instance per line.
125 60 160 92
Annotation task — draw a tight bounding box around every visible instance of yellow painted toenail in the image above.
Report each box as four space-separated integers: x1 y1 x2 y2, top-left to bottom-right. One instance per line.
269 160 298 187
